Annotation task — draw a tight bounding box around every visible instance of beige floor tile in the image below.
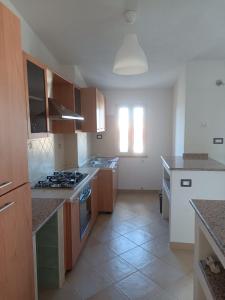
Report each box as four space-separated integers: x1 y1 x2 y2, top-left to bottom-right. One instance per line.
159 249 194 274
95 256 136 282
141 235 170 257
140 257 186 289
82 244 117 267
107 236 137 255
39 283 82 300
88 285 130 300
116 271 161 299
123 229 154 245
66 261 113 299
92 227 121 243
165 273 194 300
111 221 138 235
126 216 153 228
120 246 156 269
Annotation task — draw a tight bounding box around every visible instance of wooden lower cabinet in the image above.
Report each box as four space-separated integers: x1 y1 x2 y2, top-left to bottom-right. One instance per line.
0 184 34 300
98 168 118 213
90 174 98 227
64 201 80 271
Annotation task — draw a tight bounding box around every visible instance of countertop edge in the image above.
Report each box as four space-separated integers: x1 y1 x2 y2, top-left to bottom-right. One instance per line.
190 199 225 256
32 198 66 235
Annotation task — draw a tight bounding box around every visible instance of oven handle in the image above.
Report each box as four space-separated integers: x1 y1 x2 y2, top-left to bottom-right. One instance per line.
80 189 92 203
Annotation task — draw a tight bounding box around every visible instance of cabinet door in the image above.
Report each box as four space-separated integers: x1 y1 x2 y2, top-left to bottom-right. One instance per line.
91 175 98 227
80 88 97 132
0 184 34 300
0 4 28 196
112 168 118 206
64 202 81 271
98 170 113 213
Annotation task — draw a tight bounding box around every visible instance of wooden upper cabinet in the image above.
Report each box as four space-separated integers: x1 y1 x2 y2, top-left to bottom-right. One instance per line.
48 70 77 134
80 87 106 132
0 3 28 195
24 53 49 138
0 184 35 300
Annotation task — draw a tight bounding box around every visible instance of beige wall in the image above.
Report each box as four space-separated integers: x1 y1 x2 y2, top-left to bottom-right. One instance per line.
91 88 173 190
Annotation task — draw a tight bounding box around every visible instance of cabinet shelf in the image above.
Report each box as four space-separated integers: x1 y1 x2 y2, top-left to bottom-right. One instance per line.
197 260 225 300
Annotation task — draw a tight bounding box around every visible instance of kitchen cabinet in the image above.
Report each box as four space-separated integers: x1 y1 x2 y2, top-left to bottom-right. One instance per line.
24 53 49 138
0 3 29 196
80 87 106 132
48 71 77 133
98 167 118 213
90 175 99 228
0 184 34 300
64 201 80 271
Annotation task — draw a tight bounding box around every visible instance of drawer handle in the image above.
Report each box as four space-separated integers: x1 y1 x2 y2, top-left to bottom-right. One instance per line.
0 181 12 189
0 202 15 214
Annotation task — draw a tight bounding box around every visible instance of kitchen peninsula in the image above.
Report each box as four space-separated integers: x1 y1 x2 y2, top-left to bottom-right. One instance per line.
161 156 225 249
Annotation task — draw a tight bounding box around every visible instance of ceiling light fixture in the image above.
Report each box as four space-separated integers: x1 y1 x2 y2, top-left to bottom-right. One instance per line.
113 10 148 76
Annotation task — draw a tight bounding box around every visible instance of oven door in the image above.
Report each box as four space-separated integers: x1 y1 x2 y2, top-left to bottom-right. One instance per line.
79 184 92 239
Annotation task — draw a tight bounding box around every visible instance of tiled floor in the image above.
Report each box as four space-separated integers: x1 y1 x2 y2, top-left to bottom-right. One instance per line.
40 191 194 300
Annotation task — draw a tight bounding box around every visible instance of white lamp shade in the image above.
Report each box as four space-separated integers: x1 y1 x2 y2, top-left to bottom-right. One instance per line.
113 34 148 75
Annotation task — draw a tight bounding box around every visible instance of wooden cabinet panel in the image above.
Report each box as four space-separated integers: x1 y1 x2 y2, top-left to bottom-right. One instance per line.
81 87 106 132
51 72 76 133
91 175 98 227
98 167 118 213
98 169 114 213
0 184 34 300
64 202 80 271
0 3 28 196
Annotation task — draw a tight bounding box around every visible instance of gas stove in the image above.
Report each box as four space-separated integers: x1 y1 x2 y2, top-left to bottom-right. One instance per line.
34 171 88 189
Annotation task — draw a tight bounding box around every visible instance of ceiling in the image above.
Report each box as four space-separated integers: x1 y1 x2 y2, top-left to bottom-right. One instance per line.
11 0 225 89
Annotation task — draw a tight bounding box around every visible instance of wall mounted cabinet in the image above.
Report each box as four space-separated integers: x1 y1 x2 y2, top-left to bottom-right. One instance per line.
48 70 80 134
80 88 106 132
24 53 49 139
0 5 29 195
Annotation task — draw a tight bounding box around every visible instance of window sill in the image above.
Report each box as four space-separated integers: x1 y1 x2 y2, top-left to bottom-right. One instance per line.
118 154 148 158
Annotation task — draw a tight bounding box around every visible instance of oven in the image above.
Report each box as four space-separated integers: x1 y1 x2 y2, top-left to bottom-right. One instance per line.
79 183 92 239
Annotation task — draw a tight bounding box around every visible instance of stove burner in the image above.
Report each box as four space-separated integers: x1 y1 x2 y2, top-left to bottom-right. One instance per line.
34 171 88 189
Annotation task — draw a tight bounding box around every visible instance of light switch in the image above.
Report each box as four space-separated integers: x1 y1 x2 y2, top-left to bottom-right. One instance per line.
181 179 192 187
213 138 224 144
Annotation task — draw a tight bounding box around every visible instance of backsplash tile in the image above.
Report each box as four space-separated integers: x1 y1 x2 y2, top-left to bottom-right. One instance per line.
28 134 64 183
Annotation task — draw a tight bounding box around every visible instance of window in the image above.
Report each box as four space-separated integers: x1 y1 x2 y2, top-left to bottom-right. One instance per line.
118 106 144 155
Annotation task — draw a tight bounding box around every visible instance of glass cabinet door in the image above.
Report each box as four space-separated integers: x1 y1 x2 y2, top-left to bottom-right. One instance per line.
26 60 48 134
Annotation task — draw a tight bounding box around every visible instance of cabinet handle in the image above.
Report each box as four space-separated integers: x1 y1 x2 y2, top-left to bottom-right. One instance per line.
0 202 15 214
0 181 12 189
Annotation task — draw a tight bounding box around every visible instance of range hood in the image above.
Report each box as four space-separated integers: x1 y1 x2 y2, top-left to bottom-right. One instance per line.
48 98 84 121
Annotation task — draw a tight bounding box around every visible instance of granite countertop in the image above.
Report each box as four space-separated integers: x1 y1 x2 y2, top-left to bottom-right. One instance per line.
31 167 99 201
32 197 65 234
161 156 225 171
190 199 225 256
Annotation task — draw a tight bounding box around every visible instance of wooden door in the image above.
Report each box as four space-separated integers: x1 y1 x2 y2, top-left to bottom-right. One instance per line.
0 4 28 196
0 184 34 300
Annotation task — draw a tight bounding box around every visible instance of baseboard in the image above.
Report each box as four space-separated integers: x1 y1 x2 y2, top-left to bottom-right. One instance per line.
118 189 160 193
170 242 194 251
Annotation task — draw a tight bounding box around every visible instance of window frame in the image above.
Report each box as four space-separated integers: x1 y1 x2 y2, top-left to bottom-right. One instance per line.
117 104 147 157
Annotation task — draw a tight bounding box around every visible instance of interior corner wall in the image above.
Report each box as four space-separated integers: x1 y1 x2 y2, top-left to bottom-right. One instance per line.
172 67 186 156
91 88 173 190
184 61 225 164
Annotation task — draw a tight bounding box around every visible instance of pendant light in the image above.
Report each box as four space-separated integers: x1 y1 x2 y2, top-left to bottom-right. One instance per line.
113 11 148 76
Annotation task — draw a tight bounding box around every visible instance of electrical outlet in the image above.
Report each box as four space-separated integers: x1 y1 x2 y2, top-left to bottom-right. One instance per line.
181 179 192 187
97 134 102 139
